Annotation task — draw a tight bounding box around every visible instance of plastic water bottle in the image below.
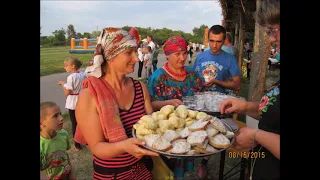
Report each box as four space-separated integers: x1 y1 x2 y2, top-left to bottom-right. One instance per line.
174 158 184 179
184 158 194 178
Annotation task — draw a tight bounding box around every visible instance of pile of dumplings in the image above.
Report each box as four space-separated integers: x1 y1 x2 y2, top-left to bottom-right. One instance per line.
133 105 235 155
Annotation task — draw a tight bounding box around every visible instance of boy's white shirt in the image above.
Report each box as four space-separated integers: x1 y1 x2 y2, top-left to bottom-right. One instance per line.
64 72 86 110
144 52 153 66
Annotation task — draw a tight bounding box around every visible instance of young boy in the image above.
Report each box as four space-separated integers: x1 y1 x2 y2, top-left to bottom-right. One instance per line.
143 46 153 80
40 102 76 180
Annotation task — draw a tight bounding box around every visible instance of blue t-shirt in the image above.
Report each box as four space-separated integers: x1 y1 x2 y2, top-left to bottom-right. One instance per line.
148 66 204 100
192 50 241 93
221 45 236 56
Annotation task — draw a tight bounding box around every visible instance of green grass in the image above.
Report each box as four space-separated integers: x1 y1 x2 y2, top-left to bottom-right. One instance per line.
40 46 166 76
40 47 93 76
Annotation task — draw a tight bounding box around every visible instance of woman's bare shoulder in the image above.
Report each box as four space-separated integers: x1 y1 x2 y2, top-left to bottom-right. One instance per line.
78 88 94 104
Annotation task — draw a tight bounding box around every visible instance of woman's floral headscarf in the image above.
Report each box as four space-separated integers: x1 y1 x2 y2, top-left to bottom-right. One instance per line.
85 28 137 78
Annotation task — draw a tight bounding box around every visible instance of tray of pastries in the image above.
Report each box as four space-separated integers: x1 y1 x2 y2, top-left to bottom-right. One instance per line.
132 105 235 158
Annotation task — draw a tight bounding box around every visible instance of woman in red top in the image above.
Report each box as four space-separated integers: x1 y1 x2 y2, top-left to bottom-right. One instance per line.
75 28 158 180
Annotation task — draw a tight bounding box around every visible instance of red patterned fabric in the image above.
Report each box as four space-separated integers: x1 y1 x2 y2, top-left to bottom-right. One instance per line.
129 27 140 45
163 36 187 56
74 76 128 145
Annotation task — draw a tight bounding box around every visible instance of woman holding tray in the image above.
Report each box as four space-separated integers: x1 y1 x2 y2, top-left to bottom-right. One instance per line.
75 28 158 180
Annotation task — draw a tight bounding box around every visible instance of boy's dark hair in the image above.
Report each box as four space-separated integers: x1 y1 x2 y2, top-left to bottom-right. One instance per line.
65 57 83 70
147 35 153 40
147 46 152 52
208 25 227 40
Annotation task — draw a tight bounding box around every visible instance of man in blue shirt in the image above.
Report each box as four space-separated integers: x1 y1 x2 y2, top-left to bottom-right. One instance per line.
221 33 237 56
221 33 239 94
192 25 242 179
192 25 241 94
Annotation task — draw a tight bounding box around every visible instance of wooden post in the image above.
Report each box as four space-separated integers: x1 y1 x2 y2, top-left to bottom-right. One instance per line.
238 12 244 73
248 0 269 102
234 22 239 49
229 27 235 44
253 1 260 54
222 19 226 27
233 11 245 122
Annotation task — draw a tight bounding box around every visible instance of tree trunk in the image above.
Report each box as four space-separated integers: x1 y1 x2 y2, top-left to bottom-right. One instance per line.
248 0 269 102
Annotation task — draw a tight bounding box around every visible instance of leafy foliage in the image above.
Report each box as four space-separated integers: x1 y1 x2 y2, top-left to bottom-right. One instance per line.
40 24 209 46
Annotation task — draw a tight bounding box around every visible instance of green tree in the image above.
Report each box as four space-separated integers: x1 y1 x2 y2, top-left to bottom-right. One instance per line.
44 25 214 47
40 36 49 45
47 36 56 46
76 32 83 38
83 32 91 38
192 24 208 43
121 26 131 32
52 28 66 46
91 30 101 38
66 24 77 45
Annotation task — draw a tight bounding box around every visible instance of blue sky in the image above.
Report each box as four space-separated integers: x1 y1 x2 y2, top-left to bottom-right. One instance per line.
40 0 222 36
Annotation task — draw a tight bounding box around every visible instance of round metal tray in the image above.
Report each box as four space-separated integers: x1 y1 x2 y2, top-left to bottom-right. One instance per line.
132 120 235 158
187 108 234 120
187 108 222 117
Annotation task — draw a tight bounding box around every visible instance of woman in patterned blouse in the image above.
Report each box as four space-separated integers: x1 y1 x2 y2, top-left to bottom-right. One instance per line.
148 36 204 111
147 36 204 177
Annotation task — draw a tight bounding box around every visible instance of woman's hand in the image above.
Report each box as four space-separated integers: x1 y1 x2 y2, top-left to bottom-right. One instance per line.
57 81 64 86
122 138 159 158
233 127 258 150
219 98 248 114
168 99 183 107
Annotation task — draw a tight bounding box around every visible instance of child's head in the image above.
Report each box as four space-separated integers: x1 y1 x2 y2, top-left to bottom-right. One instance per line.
146 46 152 53
40 102 64 132
64 57 83 72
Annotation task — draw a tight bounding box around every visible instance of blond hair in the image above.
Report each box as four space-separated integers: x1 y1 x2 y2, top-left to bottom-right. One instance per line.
65 57 83 70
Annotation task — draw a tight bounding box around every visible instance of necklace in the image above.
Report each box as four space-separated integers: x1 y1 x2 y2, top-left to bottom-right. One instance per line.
164 62 187 77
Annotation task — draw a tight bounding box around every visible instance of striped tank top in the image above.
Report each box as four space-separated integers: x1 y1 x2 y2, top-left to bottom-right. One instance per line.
93 78 149 178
